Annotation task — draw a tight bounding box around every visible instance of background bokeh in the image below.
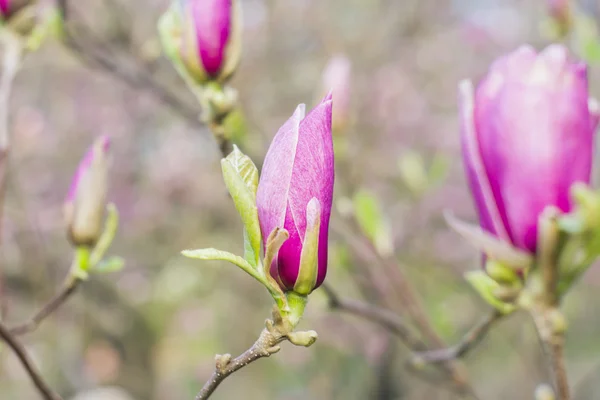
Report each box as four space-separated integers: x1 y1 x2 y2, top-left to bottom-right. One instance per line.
2 0 600 399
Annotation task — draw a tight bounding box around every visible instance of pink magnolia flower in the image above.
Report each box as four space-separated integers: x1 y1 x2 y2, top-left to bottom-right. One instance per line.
180 0 241 83
461 44 599 253
257 94 334 293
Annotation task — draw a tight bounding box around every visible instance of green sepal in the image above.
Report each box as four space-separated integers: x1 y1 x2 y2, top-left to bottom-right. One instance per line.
157 5 201 90
220 145 261 267
293 198 321 295
70 246 91 280
92 256 125 274
182 248 265 285
89 203 119 269
555 184 600 295
486 260 521 286
262 228 289 311
465 270 516 315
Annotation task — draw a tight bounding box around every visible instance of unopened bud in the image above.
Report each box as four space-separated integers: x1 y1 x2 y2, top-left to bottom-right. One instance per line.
64 136 110 247
160 0 242 85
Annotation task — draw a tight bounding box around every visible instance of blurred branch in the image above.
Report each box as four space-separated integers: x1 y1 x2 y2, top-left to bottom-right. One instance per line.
0 30 23 318
56 0 203 129
0 31 22 150
321 283 479 399
331 220 475 396
321 283 427 350
0 322 63 400
8 276 81 335
409 310 503 364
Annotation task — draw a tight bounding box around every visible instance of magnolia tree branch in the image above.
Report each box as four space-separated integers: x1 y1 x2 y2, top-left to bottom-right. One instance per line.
57 1 203 129
0 30 23 318
0 322 63 400
0 24 63 400
321 284 479 399
329 222 475 396
195 309 317 400
196 327 286 400
8 276 81 335
410 310 503 364
321 283 427 350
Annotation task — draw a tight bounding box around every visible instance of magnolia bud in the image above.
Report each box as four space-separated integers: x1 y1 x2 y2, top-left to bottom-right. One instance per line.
64 136 110 247
256 94 334 294
179 0 242 84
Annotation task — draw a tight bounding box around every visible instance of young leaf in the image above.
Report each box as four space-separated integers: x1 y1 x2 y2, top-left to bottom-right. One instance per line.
182 248 264 284
221 145 262 267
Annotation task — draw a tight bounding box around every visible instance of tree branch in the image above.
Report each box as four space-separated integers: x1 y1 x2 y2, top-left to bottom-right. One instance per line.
321 284 480 399
196 327 285 400
57 0 203 129
0 321 63 400
8 276 81 335
410 310 502 364
321 283 427 351
195 308 317 400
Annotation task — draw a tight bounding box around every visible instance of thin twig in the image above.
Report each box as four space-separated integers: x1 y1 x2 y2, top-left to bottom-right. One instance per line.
0 322 63 400
330 222 474 395
57 1 203 129
196 308 317 400
8 276 81 335
321 283 427 351
196 327 286 400
321 284 479 399
410 310 503 364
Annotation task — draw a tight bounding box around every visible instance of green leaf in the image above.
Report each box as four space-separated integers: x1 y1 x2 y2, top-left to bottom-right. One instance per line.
182 248 264 283
465 270 516 315
221 145 262 267
93 256 125 274
353 190 393 255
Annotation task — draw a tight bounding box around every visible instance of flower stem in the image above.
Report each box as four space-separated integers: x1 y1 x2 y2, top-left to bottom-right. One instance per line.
532 307 570 400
